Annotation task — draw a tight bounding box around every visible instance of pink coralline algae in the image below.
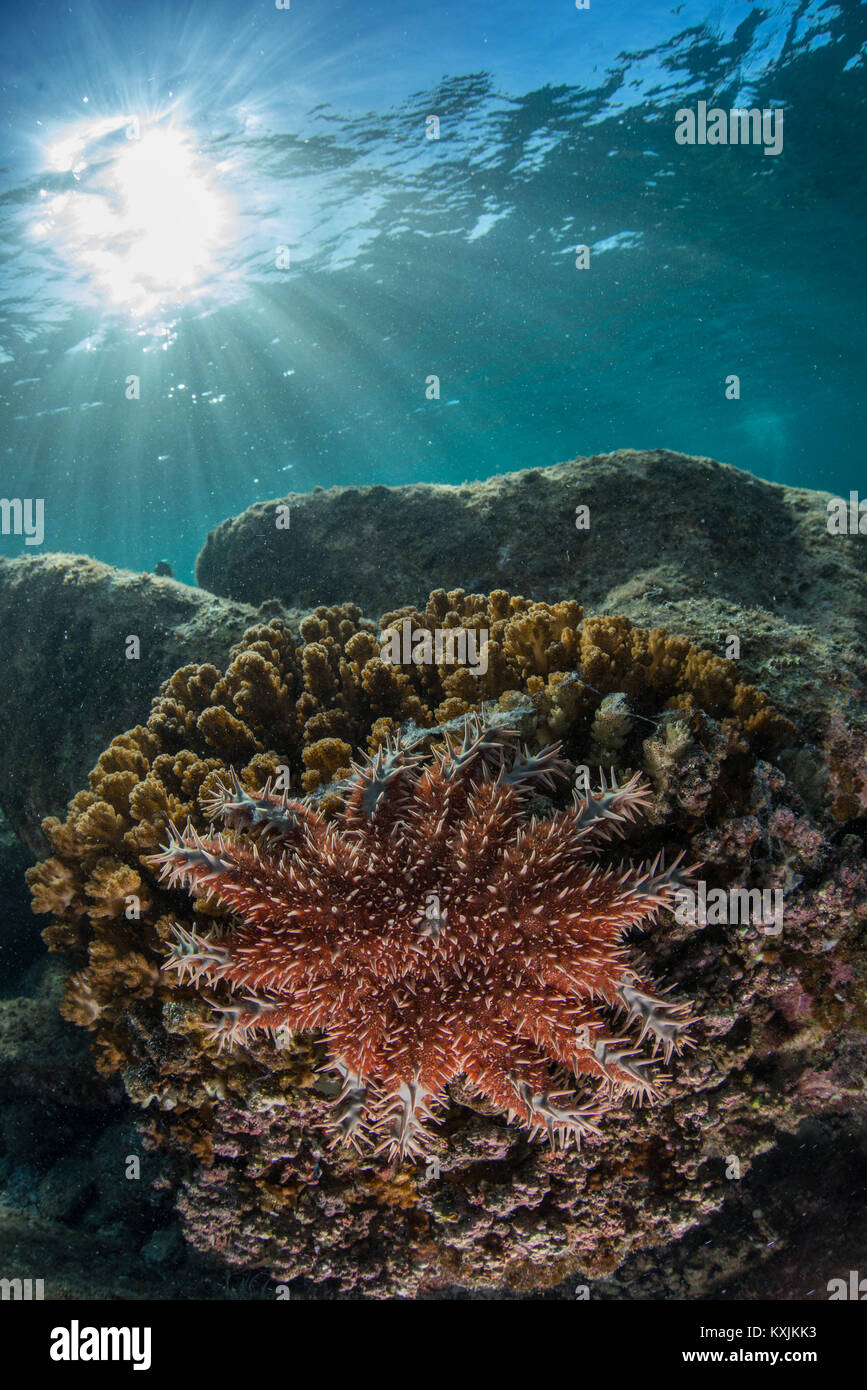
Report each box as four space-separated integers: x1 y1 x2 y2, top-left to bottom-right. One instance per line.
149 717 696 1161
822 707 867 822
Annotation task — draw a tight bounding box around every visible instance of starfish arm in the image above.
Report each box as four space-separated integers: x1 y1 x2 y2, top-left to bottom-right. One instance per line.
613 974 695 1060
570 769 655 839
459 1025 603 1149
200 768 310 841
369 1080 443 1162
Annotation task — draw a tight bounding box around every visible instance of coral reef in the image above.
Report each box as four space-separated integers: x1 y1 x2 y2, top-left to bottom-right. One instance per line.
2 449 863 1301
26 583 866 1297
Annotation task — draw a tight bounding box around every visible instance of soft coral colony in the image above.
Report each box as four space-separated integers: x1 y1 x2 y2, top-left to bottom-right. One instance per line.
149 715 696 1160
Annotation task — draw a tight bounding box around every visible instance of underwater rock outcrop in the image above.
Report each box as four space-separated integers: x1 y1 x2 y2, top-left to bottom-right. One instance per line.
0 553 266 854
27 587 866 1296
195 450 867 652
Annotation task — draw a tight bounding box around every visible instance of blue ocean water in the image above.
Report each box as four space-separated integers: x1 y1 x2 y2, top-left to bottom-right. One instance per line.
0 0 865 582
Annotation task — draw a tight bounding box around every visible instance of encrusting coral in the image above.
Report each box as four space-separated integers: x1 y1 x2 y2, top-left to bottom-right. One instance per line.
822 707 867 822
29 587 862 1298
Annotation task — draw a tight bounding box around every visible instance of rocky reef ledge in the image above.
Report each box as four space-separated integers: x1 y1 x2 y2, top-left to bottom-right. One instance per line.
195 449 866 646
0 554 265 853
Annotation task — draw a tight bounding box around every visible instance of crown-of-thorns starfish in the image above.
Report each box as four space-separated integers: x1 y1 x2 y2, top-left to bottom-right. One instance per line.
148 714 697 1162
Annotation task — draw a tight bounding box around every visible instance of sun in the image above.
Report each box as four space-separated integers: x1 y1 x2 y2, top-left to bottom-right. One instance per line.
35 118 232 317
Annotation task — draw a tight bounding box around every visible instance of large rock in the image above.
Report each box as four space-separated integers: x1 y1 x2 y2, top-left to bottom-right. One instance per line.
0 554 266 853
195 449 867 647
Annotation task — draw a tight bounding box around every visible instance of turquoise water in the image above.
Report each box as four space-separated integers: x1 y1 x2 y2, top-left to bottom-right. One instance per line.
1 0 865 582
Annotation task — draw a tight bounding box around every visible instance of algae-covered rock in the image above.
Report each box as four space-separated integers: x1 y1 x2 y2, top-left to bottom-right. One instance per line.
195 449 867 654
0 553 268 852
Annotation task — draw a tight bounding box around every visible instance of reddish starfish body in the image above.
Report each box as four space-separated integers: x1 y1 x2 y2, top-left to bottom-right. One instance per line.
149 716 695 1161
